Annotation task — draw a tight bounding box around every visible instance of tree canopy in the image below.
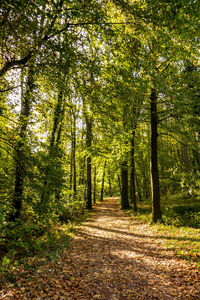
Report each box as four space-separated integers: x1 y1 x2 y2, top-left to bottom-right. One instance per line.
0 0 200 229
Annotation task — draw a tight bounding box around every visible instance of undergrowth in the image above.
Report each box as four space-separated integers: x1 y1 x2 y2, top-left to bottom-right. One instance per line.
0 206 88 286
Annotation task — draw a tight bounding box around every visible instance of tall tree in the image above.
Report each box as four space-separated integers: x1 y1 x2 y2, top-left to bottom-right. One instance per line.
100 161 106 202
150 88 161 222
85 114 92 209
11 64 35 221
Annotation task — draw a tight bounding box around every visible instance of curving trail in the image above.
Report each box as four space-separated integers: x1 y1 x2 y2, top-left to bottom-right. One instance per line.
1 197 200 299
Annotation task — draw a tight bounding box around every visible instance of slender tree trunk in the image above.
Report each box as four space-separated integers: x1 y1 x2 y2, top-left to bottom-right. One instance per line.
108 177 112 197
50 91 63 149
100 161 106 201
69 139 73 192
79 132 85 185
118 174 121 195
121 105 130 210
10 65 34 221
108 169 112 197
121 161 130 209
150 88 162 222
193 149 200 173
93 166 96 204
143 159 150 200
72 111 76 196
54 122 64 202
130 129 137 212
40 91 64 206
135 172 142 202
86 117 92 209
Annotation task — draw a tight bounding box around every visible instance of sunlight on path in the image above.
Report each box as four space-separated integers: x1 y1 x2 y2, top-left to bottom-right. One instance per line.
1 197 200 299
61 198 200 299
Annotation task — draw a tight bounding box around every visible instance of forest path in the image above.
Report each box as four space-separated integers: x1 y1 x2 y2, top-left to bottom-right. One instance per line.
2 197 200 299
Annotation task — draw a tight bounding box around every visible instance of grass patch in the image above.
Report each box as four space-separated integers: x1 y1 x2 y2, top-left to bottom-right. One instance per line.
130 192 200 268
152 224 200 268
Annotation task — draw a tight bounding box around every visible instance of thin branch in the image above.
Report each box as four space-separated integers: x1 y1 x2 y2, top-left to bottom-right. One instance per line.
0 0 64 78
156 62 171 72
158 114 176 123
0 17 134 77
0 115 18 124
49 21 134 38
0 85 21 93
158 132 188 147
0 145 14 158
0 138 16 150
68 21 134 27
159 176 180 183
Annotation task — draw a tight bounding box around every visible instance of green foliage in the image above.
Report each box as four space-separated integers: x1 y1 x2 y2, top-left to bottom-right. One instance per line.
0 0 199 272
2 221 46 256
180 172 200 198
130 193 200 228
0 221 72 282
59 199 86 223
162 205 200 228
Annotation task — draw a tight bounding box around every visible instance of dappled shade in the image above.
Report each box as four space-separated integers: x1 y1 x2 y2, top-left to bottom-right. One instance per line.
1 198 200 299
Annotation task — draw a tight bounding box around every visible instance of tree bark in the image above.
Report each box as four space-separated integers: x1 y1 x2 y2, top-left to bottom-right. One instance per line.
10 65 34 221
72 111 76 196
121 161 130 209
118 174 121 195
108 169 112 197
79 132 85 185
93 166 96 204
130 129 137 212
121 105 130 210
86 117 92 209
143 159 150 200
69 127 73 192
135 172 142 202
100 161 106 201
150 88 162 222
40 90 64 206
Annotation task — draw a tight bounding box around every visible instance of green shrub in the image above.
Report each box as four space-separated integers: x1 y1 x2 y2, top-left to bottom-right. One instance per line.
162 205 200 228
59 199 86 223
2 221 46 257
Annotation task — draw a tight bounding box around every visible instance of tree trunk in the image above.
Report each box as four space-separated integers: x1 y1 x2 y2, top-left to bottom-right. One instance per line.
40 91 64 206
86 117 92 209
108 169 112 197
121 104 130 210
69 138 73 192
118 174 121 195
72 111 76 196
121 161 130 210
93 166 96 204
192 149 200 173
135 172 142 202
100 161 106 201
10 65 34 221
143 159 150 200
130 129 137 212
150 88 162 222
79 132 85 185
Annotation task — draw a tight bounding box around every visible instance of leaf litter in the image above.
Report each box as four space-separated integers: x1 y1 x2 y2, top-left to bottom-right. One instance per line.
1 197 200 299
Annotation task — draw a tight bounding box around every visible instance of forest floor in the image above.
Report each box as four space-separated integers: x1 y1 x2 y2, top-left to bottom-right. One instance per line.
1 197 200 300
